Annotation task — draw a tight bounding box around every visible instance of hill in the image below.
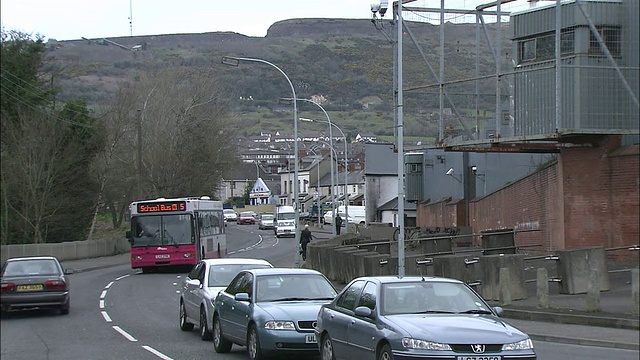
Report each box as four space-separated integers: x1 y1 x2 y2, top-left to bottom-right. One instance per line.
46 18 509 142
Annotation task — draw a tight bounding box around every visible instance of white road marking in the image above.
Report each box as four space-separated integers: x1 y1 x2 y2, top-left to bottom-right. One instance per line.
115 274 130 281
112 326 137 342
101 311 112 322
99 300 105 309
142 346 174 360
105 281 114 289
100 290 108 299
172 282 177 286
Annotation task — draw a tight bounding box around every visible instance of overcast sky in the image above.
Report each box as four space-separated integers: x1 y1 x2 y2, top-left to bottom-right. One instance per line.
1 0 535 41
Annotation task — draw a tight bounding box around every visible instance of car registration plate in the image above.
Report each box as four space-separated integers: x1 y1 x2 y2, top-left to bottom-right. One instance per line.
457 357 501 360
17 284 44 291
155 254 170 259
305 334 317 344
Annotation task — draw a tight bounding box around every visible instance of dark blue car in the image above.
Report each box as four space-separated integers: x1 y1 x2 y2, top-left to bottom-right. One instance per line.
315 276 536 360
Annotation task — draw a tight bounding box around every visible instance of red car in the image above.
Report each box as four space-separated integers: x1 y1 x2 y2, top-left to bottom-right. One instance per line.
237 211 256 225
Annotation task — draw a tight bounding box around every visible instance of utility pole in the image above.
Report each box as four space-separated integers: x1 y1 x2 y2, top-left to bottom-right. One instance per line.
136 109 142 199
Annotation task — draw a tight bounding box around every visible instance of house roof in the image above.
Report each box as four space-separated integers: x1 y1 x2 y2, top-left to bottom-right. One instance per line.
377 197 417 211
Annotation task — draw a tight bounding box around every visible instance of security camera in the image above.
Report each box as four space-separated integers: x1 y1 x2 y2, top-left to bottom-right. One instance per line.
371 3 381 13
446 168 454 176
471 166 477 173
379 0 388 17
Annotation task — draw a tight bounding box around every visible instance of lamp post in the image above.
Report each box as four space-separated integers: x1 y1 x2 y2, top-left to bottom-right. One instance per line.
282 97 337 236
299 117 349 231
313 140 340 231
222 56 301 266
307 147 323 227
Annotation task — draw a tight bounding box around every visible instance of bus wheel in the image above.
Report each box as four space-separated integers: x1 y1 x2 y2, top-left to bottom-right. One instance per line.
141 267 150 274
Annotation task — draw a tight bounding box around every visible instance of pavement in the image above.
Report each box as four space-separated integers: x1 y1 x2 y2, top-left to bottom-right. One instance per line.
59 230 640 351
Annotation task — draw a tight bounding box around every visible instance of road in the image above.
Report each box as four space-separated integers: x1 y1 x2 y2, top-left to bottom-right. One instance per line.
2 223 638 360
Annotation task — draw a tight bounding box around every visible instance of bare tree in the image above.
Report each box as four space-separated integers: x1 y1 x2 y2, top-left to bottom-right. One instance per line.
1 109 72 243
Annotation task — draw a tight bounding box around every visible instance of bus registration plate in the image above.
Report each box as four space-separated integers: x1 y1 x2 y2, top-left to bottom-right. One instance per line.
305 334 317 343
155 254 170 259
457 357 501 360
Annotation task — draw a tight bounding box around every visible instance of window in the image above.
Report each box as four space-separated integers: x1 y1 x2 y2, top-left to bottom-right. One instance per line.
336 280 365 311
518 39 536 63
356 282 377 311
561 28 575 55
589 26 621 57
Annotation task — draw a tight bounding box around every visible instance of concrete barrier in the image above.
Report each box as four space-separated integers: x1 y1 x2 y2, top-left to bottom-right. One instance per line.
433 255 479 284
481 254 527 301
1 238 130 264
556 247 610 295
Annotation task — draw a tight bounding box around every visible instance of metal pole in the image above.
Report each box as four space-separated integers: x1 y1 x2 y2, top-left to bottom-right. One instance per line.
397 0 405 278
221 56 300 265
136 109 142 199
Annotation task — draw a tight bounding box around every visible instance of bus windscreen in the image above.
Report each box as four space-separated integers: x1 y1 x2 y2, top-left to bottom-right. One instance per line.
131 215 193 247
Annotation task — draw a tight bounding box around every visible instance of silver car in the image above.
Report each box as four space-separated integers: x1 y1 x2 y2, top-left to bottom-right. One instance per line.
316 276 536 360
179 258 273 340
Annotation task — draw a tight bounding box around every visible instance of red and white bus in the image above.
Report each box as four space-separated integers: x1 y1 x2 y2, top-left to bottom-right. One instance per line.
126 196 226 273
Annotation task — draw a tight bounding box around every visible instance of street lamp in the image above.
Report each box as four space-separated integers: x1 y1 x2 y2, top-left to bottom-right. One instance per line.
281 97 338 236
299 116 349 231
307 147 323 227
222 56 301 266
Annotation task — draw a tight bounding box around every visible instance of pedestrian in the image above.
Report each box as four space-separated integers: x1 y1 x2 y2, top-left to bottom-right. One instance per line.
335 214 343 235
300 224 312 261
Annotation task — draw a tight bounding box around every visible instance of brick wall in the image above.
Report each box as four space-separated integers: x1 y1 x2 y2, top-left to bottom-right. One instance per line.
561 136 639 261
417 135 639 262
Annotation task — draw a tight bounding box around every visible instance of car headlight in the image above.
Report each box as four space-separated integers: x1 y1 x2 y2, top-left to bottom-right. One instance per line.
402 338 451 350
502 338 534 351
264 321 295 330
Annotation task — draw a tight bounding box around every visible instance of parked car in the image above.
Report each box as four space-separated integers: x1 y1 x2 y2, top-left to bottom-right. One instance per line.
213 268 338 360
179 258 273 340
238 211 257 225
258 214 275 230
1 256 73 315
223 209 238 222
315 275 536 360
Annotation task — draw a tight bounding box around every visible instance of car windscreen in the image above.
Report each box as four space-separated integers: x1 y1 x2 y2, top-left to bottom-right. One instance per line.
381 281 490 315
208 264 271 287
2 259 60 277
277 213 295 220
256 274 337 302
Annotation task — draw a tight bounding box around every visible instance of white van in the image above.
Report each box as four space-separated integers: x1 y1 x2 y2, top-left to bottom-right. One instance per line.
323 206 365 225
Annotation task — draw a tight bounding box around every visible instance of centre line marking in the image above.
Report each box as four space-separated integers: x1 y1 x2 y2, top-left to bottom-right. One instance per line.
101 311 112 322
142 346 174 360
112 326 137 342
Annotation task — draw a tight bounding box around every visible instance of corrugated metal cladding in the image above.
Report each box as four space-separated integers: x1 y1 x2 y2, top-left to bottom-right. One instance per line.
511 1 623 38
404 153 423 203
511 0 638 137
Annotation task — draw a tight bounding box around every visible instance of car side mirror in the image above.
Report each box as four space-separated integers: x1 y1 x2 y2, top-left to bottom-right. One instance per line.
64 268 74 275
493 306 504 317
187 279 201 287
354 306 374 319
235 293 251 302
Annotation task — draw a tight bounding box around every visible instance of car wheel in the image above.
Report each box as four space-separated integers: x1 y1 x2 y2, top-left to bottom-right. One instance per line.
321 334 336 360
378 344 394 360
213 315 232 353
200 306 212 340
60 305 70 315
179 302 194 331
247 324 265 360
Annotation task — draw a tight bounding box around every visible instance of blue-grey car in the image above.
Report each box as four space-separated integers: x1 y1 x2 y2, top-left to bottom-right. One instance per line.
212 268 337 360
315 276 536 360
